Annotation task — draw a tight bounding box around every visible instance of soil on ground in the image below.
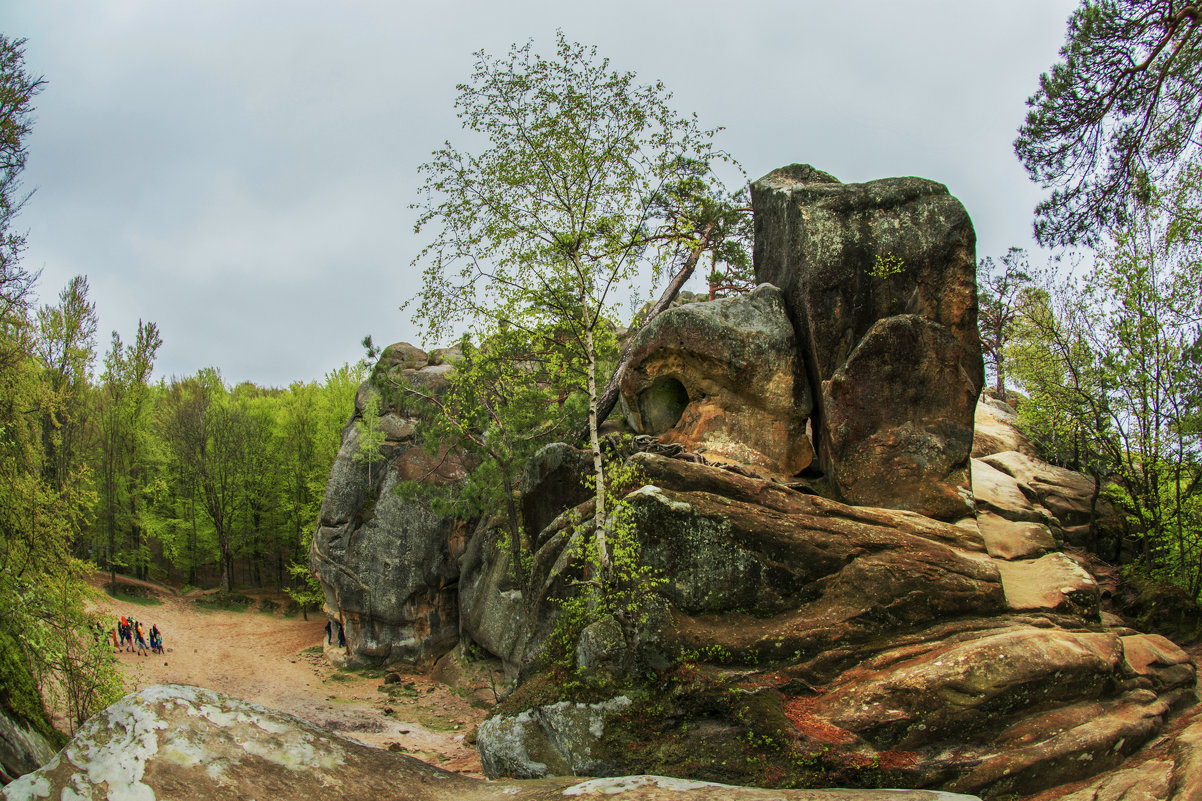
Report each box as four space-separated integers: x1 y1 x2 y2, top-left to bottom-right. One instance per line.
89 574 497 776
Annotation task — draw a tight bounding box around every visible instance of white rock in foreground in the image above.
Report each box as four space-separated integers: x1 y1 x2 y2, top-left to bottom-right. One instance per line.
2 685 982 801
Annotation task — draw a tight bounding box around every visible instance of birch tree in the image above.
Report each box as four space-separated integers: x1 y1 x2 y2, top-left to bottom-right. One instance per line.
410 32 733 576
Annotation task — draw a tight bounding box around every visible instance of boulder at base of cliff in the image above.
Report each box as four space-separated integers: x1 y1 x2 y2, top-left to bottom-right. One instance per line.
619 284 812 477
0 684 986 801
751 165 983 519
310 344 473 667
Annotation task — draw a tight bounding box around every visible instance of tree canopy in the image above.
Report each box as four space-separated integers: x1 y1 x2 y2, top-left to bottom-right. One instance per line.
409 32 737 574
1016 1 1202 246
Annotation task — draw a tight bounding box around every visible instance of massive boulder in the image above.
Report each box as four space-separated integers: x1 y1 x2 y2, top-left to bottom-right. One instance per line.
310 343 472 667
619 284 812 476
751 165 983 519
1 685 986 801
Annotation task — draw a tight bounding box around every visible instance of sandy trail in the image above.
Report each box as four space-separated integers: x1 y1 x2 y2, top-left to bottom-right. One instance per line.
93 576 490 775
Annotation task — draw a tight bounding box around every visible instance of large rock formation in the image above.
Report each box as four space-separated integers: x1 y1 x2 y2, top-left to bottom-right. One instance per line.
310 344 472 666
619 284 812 476
476 440 1195 797
751 165 982 519
308 167 1197 800
1 684 986 801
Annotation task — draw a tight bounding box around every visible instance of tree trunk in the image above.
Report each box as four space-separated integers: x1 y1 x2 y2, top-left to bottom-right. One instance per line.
585 322 610 573
567 229 712 446
501 471 525 588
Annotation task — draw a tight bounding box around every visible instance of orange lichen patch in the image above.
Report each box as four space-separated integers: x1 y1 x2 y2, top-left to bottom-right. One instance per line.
876 749 921 771
782 697 856 745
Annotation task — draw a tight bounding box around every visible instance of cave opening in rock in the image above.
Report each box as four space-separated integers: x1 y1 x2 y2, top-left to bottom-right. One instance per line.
637 377 689 435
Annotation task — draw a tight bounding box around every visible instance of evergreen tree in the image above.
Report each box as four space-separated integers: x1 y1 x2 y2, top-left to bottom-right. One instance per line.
1016 1 1202 246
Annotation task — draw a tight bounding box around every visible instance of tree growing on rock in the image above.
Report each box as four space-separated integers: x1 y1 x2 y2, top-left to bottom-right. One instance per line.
409 32 737 579
1006 180 1202 587
978 248 1032 396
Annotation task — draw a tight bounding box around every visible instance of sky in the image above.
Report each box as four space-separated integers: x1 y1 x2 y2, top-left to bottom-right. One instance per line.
6 0 1080 387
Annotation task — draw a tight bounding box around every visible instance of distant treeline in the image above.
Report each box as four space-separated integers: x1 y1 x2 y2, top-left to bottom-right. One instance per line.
37 278 366 593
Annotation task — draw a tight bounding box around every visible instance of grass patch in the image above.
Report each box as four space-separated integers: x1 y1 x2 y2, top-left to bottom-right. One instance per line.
301 646 324 655
193 591 253 613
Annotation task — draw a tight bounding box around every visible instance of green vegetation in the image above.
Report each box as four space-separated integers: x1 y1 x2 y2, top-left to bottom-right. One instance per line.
408 31 743 584
988 158 1202 611
193 592 254 613
1016 1 1202 246
867 253 905 279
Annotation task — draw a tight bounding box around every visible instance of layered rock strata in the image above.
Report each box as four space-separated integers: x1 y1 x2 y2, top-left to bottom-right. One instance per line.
473 396 1194 797
1 684 987 801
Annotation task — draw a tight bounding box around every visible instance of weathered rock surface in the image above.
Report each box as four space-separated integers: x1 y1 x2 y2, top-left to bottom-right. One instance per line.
1040 710 1202 801
981 450 1119 546
620 284 812 476
310 343 472 667
822 314 978 519
0 707 56 784
976 511 1055 561
479 448 1194 797
751 165 983 519
995 552 1100 617
478 695 633 778
1 685 985 801
971 392 1034 458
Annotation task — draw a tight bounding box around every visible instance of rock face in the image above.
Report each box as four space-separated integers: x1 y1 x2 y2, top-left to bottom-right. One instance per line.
0 707 56 784
307 167 1197 800
619 284 812 476
1 685 986 801
310 343 472 666
751 165 983 519
477 388 1196 798
0 631 60 782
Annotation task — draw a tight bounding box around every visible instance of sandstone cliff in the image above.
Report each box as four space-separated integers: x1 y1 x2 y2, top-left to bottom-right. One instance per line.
303 166 1199 799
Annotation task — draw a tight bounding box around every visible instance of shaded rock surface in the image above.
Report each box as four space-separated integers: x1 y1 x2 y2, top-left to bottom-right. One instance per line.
0 707 56 785
0 685 985 801
619 284 812 476
310 343 472 667
751 165 982 519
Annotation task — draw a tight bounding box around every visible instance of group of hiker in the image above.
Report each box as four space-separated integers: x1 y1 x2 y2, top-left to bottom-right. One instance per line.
114 616 164 656
324 618 346 648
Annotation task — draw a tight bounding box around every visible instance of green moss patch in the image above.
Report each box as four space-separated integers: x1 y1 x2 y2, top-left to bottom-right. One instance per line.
0 628 65 748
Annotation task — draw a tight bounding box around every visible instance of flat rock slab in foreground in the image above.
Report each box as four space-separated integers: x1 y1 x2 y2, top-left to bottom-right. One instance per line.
2 685 982 801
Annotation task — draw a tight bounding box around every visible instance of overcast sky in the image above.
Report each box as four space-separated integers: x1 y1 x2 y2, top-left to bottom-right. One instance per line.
7 1 1078 387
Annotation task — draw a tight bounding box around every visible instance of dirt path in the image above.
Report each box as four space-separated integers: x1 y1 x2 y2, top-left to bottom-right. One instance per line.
93 576 490 776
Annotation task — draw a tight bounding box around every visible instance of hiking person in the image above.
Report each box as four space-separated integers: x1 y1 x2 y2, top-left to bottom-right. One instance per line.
135 622 148 655
325 620 332 645
337 620 346 648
